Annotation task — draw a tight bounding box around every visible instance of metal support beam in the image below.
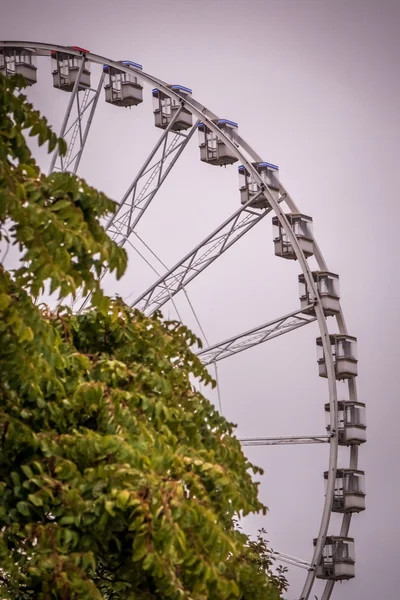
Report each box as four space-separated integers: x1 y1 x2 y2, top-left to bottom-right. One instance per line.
196 307 316 365
49 61 104 174
321 580 335 600
106 112 198 247
70 72 105 174
132 192 274 315
77 115 198 313
239 435 330 447
273 551 311 570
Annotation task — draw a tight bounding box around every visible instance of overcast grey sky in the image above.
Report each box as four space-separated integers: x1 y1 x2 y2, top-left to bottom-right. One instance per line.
1 0 399 598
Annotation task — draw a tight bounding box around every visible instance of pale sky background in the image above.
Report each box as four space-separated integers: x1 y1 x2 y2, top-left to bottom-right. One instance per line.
1 0 399 598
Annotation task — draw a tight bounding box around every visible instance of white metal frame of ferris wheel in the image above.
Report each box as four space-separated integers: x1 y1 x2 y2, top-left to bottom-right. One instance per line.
0 40 362 600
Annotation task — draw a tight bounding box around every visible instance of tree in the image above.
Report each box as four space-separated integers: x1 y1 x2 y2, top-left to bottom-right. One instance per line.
0 73 286 600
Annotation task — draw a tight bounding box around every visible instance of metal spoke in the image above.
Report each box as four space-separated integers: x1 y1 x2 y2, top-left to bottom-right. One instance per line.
106 113 198 246
77 117 198 313
49 64 104 174
132 193 275 314
240 435 330 447
273 551 311 570
321 580 335 600
196 307 316 365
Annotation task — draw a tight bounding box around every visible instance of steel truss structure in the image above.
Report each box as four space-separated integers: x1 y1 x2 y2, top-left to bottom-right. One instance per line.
0 40 364 600
133 191 273 315
106 113 199 247
78 113 198 312
273 552 312 570
197 307 317 365
240 435 330 447
49 60 105 175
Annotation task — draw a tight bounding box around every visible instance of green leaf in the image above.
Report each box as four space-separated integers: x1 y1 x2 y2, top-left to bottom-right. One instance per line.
28 493 43 507
59 516 75 525
116 490 130 508
51 199 72 212
21 465 33 479
142 553 153 570
16 501 30 516
0 294 11 311
19 326 34 343
132 543 147 562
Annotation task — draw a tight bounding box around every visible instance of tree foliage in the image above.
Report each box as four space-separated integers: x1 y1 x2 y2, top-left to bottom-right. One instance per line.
0 73 286 600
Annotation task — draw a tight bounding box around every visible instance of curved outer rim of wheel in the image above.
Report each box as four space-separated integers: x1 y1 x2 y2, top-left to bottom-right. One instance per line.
0 40 359 600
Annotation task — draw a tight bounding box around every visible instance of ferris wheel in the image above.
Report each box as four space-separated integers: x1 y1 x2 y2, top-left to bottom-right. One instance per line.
0 41 366 600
